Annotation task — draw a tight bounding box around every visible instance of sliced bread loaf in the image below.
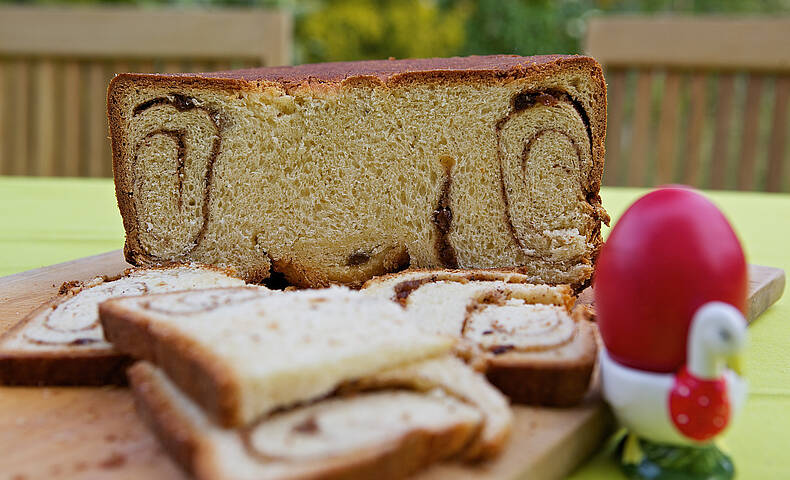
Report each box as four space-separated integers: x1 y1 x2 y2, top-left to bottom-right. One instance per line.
130 361 490 480
362 269 597 406
108 55 608 289
0 265 246 385
100 287 455 427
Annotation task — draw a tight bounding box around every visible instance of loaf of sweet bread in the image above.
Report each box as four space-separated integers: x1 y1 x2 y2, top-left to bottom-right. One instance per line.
107 55 608 289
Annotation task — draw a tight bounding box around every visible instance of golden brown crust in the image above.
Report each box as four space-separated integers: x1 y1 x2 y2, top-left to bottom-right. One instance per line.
274 246 411 289
186 54 595 84
100 299 243 427
108 54 607 288
129 361 484 480
0 350 130 386
128 362 206 477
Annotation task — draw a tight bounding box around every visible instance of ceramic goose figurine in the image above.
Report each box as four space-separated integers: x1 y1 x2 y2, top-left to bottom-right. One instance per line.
601 301 748 446
593 187 750 479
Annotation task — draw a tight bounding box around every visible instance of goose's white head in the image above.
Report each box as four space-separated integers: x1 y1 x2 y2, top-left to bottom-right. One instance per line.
687 302 748 379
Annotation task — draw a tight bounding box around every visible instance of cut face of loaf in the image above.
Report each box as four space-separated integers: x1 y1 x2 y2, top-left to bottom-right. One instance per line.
108 55 608 288
362 269 597 406
130 361 501 480
0 265 246 385
99 287 455 427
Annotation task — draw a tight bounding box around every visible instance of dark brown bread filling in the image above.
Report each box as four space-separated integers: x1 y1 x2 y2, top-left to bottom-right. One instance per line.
496 89 594 260
129 94 223 259
432 156 459 268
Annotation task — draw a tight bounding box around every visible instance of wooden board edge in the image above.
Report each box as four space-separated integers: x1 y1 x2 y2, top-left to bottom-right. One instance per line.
0 250 127 288
0 250 129 333
526 403 615 480
575 264 786 324
746 265 786 323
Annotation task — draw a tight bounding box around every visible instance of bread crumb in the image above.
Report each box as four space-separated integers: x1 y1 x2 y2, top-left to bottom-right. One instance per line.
292 415 319 434
99 452 126 469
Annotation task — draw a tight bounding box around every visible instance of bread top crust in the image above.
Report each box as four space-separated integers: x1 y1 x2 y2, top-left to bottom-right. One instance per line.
188 54 589 82
110 54 603 93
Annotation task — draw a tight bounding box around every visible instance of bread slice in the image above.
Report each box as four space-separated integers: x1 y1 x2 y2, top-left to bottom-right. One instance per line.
129 361 488 480
343 355 512 461
108 55 608 289
0 265 246 385
100 287 455 427
362 269 597 406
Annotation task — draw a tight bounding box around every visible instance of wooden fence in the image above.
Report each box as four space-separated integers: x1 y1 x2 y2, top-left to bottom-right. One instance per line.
586 16 790 192
0 5 291 178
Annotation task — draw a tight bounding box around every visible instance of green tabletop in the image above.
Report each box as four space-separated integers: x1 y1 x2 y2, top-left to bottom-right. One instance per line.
1 176 788 479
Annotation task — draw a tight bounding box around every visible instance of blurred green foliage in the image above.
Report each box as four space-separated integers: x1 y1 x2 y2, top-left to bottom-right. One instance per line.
297 0 468 62
3 0 789 63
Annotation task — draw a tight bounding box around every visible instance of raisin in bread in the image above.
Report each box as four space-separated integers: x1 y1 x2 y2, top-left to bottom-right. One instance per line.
108 55 608 289
99 287 456 426
130 361 502 480
0 265 247 385
362 269 597 406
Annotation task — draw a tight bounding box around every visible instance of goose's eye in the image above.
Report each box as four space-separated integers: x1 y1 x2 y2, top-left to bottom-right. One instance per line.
719 329 732 342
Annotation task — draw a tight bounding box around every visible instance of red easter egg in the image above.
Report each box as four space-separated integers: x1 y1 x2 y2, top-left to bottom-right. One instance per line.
594 187 747 373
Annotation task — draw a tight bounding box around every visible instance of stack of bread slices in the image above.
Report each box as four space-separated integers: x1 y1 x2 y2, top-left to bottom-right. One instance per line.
99 286 513 479
0 263 596 479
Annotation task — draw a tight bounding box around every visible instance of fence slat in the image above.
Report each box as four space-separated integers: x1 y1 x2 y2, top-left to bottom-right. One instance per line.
656 71 681 184
163 61 183 73
9 61 30 175
213 61 233 72
62 61 81 177
33 59 57 176
112 61 131 77
0 62 5 174
86 63 106 177
189 62 210 73
710 74 736 189
138 61 155 73
604 69 626 185
681 73 707 186
737 75 765 190
628 70 653 186
766 76 790 192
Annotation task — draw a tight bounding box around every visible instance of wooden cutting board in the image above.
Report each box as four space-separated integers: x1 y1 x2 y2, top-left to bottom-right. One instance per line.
0 251 784 480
